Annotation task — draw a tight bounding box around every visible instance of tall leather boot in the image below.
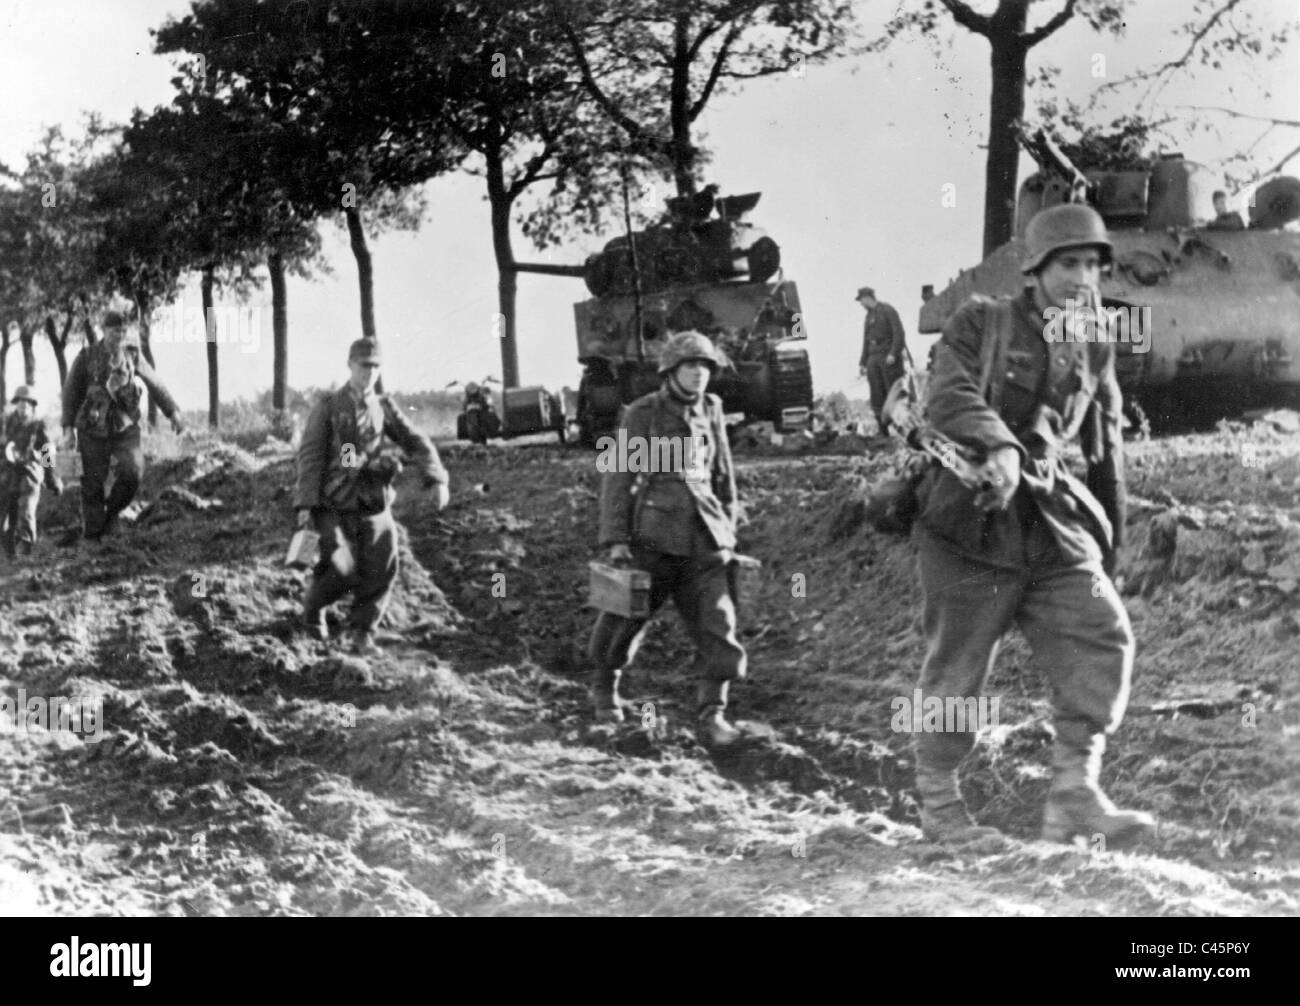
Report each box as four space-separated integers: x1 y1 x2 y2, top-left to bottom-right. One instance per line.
696 679 741 748
591 666 624 724
914 764 1003 844
1042 721 1155 847
301 575 330 641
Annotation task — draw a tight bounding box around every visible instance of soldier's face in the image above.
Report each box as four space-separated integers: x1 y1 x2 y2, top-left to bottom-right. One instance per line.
349 359 380 393
1036 247 1102 310
14 400 34 420
675 360 711 394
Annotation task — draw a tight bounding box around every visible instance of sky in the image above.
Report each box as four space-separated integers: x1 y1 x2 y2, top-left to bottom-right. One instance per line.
2 0 1298 417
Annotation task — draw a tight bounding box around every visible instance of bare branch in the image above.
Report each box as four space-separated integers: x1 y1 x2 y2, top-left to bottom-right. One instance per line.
690 24 742 121
1096 0 1246 96
939 0 992 36
562 23 656 152
1022 0 1078 48
1174 105 1300 128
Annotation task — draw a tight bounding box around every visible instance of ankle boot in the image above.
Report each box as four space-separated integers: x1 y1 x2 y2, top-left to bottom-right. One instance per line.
914 765 1003 844
591 667 624 724
695 680 741 747
1042 723 1154 848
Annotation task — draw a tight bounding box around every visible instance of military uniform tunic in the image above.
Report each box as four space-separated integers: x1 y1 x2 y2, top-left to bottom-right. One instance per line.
295 384 447 633
912 289 1134 771
1 411 58 554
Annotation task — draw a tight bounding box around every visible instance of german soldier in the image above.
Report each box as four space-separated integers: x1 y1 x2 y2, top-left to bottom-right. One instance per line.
61 310 185 542
1 386 62 558
857 287 908 429
911 203 1154 847
588 330 748 748
293 337 449 655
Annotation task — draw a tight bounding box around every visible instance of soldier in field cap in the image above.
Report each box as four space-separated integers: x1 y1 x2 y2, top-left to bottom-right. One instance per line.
2 385 62 558
293 337 450 655
856 286 908 429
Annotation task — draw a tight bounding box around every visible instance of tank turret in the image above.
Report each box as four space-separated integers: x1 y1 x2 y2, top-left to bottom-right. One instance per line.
582 188 781 298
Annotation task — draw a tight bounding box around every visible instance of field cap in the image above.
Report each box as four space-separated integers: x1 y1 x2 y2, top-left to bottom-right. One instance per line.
349 338 382 364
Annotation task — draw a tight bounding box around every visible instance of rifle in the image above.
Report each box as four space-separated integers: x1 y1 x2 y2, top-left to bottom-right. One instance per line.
890 359 989 492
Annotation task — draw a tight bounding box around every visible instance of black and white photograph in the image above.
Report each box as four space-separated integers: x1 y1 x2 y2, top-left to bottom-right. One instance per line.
0 0 1296 938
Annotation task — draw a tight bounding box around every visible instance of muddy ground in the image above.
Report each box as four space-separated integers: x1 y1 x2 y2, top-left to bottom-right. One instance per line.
0 421 1296 916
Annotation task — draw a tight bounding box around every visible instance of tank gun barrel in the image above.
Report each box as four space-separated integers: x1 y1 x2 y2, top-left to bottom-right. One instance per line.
1021 128 1089 203
514 262 587 278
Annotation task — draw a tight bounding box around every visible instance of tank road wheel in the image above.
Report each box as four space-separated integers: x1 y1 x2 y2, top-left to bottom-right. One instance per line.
746 236 781 283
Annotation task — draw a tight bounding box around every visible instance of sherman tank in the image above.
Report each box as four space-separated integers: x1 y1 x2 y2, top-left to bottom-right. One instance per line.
918 130 1300 422
568 188 813 445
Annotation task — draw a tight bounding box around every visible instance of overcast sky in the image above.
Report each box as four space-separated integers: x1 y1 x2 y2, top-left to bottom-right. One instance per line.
3 0 1297 416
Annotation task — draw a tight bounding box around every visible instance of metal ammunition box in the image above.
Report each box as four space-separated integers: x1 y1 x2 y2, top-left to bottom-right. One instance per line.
285 528 320 569
728 554 764 617
588 561 651 618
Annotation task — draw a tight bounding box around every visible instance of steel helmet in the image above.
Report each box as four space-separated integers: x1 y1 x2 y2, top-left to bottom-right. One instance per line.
1021 203 1113 274
465 382 480 396
658 330 721 375
10 385 36 406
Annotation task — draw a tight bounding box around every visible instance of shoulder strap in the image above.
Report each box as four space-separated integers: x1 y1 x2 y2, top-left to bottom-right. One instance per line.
978 298 1015 410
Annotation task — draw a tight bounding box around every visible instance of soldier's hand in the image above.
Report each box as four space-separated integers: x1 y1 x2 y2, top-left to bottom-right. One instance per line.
432 482 450 511
973 445 1021 512
170 416 186 436
296 508 313 530
63 428 77 451
858 366 868 378
885 354 896 366
607 544 633 565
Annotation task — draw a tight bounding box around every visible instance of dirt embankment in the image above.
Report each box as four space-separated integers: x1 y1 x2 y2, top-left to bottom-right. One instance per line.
0 424 1296 916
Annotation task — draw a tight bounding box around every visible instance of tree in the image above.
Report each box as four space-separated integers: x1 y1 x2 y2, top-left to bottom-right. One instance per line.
430 2 654 386
153 0 465 344
0 125 111 391
875 1 1127 257
877 0 1295 257
116 103 273 428
562 0 859 196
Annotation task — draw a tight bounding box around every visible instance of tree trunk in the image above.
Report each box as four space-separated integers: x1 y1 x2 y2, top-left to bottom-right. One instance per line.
269 251 288 411
0 326 9 408
136 293 159 427
669 12 696 197
486 148 521 389
19 325 35 386
44 316 68 389
81 296 98 346
344 204 376 339
982 28 1028 256
202 266 219 429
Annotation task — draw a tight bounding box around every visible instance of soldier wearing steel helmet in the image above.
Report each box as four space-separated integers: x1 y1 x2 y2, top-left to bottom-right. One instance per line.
60 309 185 543
909 202 1154 848
1 386 62 558
588 330 748 747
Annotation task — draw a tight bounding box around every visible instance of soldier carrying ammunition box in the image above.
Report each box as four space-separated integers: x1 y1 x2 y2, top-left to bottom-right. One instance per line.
1 386 62 558
587 330 751 748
